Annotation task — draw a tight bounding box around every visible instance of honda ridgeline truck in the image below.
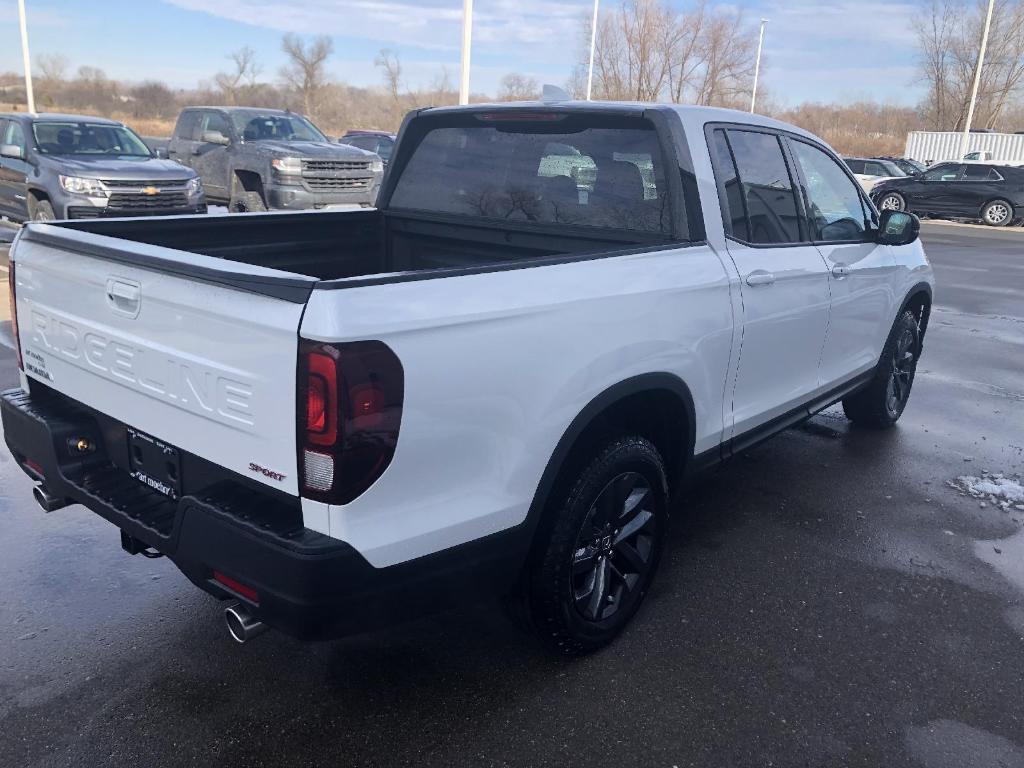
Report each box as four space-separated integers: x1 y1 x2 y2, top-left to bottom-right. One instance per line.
2 101 933 654
166 107 382 212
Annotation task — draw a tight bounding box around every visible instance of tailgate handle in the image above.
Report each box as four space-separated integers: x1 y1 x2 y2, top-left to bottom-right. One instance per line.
106 279 141 318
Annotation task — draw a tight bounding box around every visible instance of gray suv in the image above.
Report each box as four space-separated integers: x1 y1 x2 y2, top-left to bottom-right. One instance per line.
167 107 382 211
0 113 206 222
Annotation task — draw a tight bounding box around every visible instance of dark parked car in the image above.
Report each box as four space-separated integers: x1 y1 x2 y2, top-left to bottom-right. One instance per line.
337 130 396 166
871 162 1024 226
873 156 927 175
0 112 205 222
167 107 383 211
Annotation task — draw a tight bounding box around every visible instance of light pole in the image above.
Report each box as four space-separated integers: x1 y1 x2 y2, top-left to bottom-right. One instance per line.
586 0 599 100
18 0 36 114
750 17 768 113
459 0 473 105
959 0 995 159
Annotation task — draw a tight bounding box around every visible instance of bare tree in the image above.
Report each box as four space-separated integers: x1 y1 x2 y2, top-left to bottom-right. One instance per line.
582 0 757 107
498 73 540 101
280 34 334 117
214 46 261 104
374 49 404 106
915 0 1024 130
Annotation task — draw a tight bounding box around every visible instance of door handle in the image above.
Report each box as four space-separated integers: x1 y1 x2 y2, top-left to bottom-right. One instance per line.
745 270 776 287
831 264 851 278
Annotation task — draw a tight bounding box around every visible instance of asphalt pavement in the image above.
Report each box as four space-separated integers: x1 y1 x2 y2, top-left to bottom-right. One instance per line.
1 222 1023 768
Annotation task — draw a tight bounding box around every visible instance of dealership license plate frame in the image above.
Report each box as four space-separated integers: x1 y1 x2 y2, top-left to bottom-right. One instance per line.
126 426 183 500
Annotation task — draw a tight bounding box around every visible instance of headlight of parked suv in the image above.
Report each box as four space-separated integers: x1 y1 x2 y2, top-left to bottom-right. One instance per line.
370 157 384 173
59 175 108 197
271 157 303 175
187 176 203 195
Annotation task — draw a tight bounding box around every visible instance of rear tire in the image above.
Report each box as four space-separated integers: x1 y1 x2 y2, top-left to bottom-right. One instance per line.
229 190 267 214
981 199 1013 227
842 310 920 428
519 436 668 656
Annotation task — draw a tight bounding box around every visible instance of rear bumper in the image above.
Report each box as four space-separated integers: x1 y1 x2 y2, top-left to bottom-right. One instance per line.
1 386 523 640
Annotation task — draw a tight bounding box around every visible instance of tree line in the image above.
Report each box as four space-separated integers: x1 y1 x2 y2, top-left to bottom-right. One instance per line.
0 0 1021 155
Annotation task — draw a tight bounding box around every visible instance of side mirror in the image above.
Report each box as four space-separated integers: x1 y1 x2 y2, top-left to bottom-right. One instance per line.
201 131 230 146
0 143 24 160
153 147 169 159
877 209 920 246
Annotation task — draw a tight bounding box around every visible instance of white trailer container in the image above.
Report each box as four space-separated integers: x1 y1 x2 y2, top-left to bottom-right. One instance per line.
905 131 1024 164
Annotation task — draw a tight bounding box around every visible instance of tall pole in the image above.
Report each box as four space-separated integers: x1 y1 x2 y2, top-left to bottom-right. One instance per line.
750 18 768 113
959 0 995 159
586 0 600 100
459 0 473 105
18 0 35 115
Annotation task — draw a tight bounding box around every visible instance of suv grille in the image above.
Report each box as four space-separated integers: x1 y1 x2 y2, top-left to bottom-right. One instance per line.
304 177 372 191
302 159 371 173
108 192 190 210
100 179 191 190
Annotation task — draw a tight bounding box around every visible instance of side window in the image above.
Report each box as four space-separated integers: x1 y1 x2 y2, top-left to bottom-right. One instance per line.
845 159 865 174
924 164 960 181
0 119 9 148
200 111 231 140
725 129 801 244
789 140 869 243
863 161 888 177
378 138 394 161
4 120 26 152
963 165 1001 181
174 111 200 141
710 129 749 241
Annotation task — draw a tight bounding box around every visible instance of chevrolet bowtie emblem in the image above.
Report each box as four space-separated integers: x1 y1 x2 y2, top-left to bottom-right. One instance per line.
140 186 160 196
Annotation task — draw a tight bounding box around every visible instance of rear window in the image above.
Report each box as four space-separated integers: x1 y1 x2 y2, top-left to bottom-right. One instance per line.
389 120 672 234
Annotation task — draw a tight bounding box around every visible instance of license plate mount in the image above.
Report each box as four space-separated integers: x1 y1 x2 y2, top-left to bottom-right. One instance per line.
126 427 182 500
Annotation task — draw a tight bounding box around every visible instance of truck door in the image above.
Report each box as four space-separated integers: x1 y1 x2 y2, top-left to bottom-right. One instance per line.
0 120 31 220
708 127 831 442
167 110 200 170
190 111 234 202
786 136 898 387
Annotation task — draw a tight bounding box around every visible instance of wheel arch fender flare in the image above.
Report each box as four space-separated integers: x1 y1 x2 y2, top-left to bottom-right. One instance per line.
898 281 933 339
517 372 697 556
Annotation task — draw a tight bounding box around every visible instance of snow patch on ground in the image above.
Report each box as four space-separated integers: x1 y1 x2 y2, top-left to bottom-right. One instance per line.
948 472 1024 511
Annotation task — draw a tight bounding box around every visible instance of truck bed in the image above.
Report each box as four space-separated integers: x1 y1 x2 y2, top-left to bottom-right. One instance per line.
53 208 668 284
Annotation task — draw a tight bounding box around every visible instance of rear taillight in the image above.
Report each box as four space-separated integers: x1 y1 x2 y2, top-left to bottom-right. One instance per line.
298 340 404 504
7 261 22 370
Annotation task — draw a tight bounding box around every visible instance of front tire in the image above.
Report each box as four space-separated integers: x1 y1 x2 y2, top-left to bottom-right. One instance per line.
981 199 1013 227
842 310 921 428
878 192 905 212
229 190 267 214
30 199 56 222
521 436 668 656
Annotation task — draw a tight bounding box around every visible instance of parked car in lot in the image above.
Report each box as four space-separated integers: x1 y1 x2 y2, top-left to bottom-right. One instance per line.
337 129 396 166
873 156 926 175
167 107 383 211
3 101 933 654
844 157 906 192
0 112 206 222
872 161 1024 226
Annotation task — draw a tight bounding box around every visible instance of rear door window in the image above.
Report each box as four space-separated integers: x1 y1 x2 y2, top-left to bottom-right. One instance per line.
389 118 673 235
722 129 802 244
962 165 1002 181
845 159 865 174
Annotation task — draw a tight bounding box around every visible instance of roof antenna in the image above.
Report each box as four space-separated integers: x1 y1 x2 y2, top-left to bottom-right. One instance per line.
541 84 571 103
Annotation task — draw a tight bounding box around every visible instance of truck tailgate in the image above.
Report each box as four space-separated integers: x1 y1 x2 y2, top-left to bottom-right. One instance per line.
10 224 316 496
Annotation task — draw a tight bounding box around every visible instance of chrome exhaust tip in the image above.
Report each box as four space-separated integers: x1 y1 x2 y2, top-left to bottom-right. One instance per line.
224 602 268 644
33 485 69 513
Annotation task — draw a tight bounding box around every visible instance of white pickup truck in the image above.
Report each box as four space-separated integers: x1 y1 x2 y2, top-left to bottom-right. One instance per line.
3 102 933 654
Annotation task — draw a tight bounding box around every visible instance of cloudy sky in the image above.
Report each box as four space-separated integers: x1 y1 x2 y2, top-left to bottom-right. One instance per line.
0 0 925 105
